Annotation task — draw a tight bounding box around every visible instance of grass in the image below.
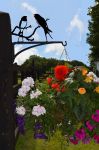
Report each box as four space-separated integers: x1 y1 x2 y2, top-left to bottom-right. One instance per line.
16 129 99 150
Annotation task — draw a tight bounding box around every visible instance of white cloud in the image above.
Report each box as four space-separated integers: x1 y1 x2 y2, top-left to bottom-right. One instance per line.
45 44 64 56
14 45 40 65
21 2 37 14
67 14 84 41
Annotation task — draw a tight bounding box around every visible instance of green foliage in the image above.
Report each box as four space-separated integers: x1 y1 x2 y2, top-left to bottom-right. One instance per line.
16 129 99 150
87 0 99 64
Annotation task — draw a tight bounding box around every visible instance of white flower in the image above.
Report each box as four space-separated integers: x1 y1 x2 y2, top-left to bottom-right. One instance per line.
69 72 74 78
87 72 97 78
30 91 36 99
22 77 34 87
16 106 26 116
68 120 71 125
18 87 27 97
93 77 99 83
65 77 73 84
30 89 42 99
22 85 30 92
36 89 42 96
32 105 46 117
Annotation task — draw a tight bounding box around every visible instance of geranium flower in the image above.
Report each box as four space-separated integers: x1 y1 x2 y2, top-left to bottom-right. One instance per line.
75 128 86 140
78 88 86 95
54 65 69 81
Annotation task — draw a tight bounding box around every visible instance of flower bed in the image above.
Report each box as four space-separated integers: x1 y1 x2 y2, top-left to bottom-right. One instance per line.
16 65 99 145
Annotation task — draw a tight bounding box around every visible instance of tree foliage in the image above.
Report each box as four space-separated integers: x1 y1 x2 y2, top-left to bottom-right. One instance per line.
87 0 99 64
19 55 88 80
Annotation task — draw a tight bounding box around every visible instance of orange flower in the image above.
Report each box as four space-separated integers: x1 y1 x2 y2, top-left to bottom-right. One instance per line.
54 65 69 81
94 86 99 93
78 88 86 95
82 68 88 76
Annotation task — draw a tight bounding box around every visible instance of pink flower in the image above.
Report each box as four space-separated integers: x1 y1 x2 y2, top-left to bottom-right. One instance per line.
92 113 99 123
96 110 99 115
86 121 95 131
93 134 99 144
69 136 79 145
75 128 86 140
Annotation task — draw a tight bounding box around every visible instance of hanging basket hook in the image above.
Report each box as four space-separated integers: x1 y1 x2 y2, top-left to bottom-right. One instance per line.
62 41 67 47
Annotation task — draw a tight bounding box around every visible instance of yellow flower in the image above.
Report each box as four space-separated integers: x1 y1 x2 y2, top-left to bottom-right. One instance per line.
94 86 99 93
82 68 88 76
78 87 86 95
84 76 93 83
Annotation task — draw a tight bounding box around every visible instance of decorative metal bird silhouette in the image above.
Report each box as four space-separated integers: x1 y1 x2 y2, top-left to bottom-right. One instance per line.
34 14 53 41
12 16 32 41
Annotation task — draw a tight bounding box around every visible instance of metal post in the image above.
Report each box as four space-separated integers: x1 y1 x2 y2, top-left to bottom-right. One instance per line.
0 12 15 150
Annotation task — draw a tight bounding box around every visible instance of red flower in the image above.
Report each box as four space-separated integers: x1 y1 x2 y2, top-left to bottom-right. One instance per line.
54 65 69 81
70 136 79 145
47 77 52 85
61 86 66 92
51 83 59 89
51 83 60 92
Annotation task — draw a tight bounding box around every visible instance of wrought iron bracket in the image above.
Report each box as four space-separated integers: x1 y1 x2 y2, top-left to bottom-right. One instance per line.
13 41 67 61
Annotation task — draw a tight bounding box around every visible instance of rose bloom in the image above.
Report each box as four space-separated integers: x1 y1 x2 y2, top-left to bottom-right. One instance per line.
94 86 99 93
78 88 86 95
47 77 52 85
54 65 69 81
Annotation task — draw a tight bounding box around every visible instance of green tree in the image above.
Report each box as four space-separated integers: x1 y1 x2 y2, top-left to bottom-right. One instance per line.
87 0 99 65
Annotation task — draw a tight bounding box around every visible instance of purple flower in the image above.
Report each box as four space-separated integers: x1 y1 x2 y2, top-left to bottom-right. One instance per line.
86 121 95 131
17 115 25 134
75 128 86 140
93 134 99 144
82 137 91 144
34 133 48 139
34 122 43 130
69 136 79 145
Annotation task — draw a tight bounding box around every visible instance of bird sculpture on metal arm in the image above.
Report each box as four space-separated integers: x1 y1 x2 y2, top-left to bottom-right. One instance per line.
34 14 53 41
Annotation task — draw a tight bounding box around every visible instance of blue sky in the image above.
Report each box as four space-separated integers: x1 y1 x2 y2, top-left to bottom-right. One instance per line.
0 0 95 65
